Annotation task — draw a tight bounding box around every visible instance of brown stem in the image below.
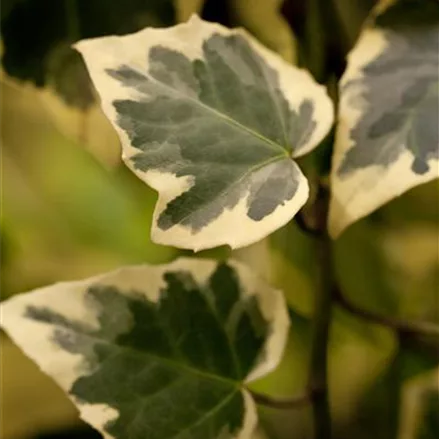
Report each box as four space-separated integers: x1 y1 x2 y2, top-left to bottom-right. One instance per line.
307 185 333 439
294 210 325 237
250 390 311 409
333 287 439 337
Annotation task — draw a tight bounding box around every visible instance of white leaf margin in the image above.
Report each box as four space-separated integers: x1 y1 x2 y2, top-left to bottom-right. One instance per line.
75 15 334 251
329 27 439 238
0 258 290 439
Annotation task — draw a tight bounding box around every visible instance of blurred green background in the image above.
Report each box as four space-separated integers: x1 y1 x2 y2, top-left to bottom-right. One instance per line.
1 1 438 438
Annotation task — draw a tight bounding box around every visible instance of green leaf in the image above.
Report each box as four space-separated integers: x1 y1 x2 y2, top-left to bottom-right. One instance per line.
174 0 205 22
229 0 298 63
76 16 333 251
1 0 25 21
45 42 95 110
332 0 376 46
1 0 175 88
1 258 289 439
329 0 439 237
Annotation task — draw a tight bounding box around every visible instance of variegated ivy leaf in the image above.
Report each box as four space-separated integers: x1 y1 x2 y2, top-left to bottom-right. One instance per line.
1 258 289 439
329 0 439 237
75 15 333 251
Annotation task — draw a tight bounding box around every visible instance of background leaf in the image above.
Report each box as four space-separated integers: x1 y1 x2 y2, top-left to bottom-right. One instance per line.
0 0 175 88
0 78 176 299
228 0 297 64
1 0 26 21
175 0 205 22
0 0 176 165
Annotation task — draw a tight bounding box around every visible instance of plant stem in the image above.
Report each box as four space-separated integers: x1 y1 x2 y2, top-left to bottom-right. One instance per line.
388 334 404 439
308 185 333 439
294 211 325 238
333 287 439 337
250 390 310 409
305 0 326 82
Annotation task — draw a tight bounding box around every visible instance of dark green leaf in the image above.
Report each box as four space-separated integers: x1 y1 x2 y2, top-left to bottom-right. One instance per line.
45 43 95 110
1 0 175 106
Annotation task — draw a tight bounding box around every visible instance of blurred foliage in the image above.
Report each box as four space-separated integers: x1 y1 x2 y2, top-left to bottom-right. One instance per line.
227 0 297 63
1 79 177 299
174 0 205 22
397 366 439 439
375 0 439 28
280 0 377 81
0 0 176 168
45 43 94 111
1 337 79 439
1 1 438 439
0 0 174 87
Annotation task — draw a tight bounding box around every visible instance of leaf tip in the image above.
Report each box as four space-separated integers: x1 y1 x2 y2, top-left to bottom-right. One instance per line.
186 13 202 25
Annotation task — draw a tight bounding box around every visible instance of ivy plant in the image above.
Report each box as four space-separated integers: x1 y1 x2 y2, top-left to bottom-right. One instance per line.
1 1 438 439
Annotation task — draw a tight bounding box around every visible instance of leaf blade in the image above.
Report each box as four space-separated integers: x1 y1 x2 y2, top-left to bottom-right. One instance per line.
76 16 333 250
1 258 289 439
329 1 439 237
